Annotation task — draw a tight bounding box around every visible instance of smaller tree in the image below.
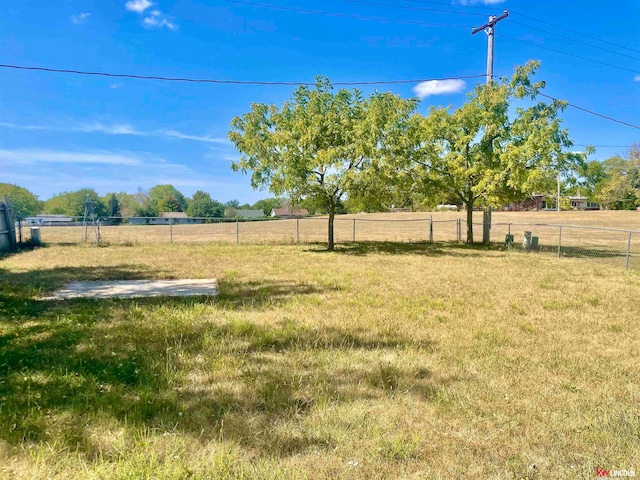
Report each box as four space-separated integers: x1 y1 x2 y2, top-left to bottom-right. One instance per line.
106 193 122 217
187 191 224 217
0 183 42 217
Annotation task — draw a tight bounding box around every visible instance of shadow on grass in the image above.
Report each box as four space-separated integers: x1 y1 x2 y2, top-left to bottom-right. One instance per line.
305 241 501 257
0 263 448 458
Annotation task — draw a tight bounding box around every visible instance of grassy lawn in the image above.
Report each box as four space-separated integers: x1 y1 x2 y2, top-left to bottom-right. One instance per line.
1 243 639 479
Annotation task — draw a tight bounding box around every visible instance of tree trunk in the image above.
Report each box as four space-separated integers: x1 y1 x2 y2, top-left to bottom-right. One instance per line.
466 199 474 244
327 204 335 251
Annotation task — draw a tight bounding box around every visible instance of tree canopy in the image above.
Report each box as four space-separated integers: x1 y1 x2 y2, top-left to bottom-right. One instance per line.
229 76 418 250
0 183 42 217
390 61 587 242
44 189 107 218
187 191 224 217
148 185 188 214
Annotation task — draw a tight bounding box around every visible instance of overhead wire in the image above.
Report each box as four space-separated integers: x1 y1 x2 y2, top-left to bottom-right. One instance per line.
221 0 474 28
509 9 640 56
507 19 640 62
0 64 488 85
536 92 640 131
340 0 489 17
497 34 640 76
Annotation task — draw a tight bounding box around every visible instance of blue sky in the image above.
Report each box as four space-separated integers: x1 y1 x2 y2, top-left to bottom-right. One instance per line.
1 0 639 203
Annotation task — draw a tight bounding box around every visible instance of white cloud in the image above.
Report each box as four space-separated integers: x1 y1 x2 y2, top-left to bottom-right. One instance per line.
125 0 153 13
412 79 467 99
163 130 229 144
634 75 640 82
0 120 231 144
109 83 124 89
0 149 143 167
77 123 142 135
70 12 91 24
143 10 177 30
454 0 506 5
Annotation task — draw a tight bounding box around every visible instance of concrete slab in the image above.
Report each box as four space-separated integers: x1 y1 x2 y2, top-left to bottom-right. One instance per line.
42 279 218 300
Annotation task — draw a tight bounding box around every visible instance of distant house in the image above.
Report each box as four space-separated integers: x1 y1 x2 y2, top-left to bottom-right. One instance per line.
25 214 74 225
129 212 203 225
224 209 264 219
270 208 309 219
568 196 600 211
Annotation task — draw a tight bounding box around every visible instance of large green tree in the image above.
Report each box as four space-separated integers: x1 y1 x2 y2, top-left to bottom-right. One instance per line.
394 61 586 243
0 183 42 217
148 185 188 214
44 189 107 218
187 191 224 217
229 77 417 250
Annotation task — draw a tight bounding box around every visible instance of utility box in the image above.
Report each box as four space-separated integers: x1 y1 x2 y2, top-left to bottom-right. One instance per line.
30 227 41 246
531 236 539 249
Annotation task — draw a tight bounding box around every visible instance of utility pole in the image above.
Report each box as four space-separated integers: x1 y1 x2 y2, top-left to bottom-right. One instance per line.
472 10 508 244
557 174 561 212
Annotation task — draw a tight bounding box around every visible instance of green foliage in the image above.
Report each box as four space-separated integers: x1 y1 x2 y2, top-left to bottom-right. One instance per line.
0 183 42 217
392 61 587 242
187 191 225 217
225 199 240 209
44 189 108 218
593 148 640 209
229 76 418 250
105 193 122 217
148 185 188 214
253 198 283 216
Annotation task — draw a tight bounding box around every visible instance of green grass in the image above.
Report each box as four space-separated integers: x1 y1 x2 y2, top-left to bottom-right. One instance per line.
1 242 639 479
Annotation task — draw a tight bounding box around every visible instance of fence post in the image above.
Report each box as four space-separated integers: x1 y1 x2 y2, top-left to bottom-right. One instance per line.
626 230 632 269
169 217 173 244
429 215 433 243
17 215 22 244
353 219 356 243
507 223 511 252
558 225 562 259
296 217 300 245
456 218 461 242
236 219 239 245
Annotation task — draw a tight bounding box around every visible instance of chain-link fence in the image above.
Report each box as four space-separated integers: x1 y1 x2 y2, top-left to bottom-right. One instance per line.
17 216 640 270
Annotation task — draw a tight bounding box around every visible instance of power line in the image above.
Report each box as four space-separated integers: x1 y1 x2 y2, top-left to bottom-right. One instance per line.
399 0 498 11
222 0 474 28
340 0 488 17
537 92 640 131
498 34 640 76
2 64 638 131
510 9 640 56
0 64 488 86
508 19 640 63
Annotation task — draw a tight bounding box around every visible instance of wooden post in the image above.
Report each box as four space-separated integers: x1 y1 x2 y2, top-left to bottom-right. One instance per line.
169 217 173 244
353 218 356 243
236 219 239 245
296 217 300 244
1 197 17 251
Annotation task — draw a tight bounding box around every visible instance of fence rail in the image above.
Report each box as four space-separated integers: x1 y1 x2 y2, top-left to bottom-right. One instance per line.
14 215 640 270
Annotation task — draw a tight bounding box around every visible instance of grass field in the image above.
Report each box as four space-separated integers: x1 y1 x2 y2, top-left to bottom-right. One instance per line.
1 242 639 479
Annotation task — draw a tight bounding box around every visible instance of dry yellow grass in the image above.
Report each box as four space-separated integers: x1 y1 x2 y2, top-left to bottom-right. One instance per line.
1 242 639 479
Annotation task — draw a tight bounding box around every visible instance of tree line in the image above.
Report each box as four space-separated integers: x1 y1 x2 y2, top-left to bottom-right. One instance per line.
0 184 292 219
